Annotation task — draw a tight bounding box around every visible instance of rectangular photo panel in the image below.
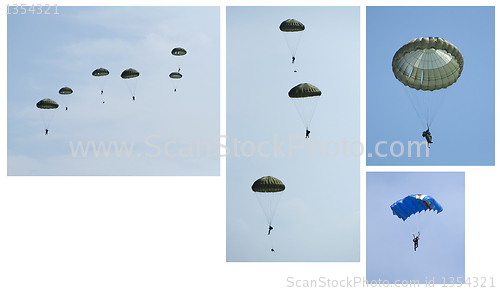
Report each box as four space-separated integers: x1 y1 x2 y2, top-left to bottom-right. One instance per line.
226 6 360 262
7 6 220 176
366 172 465 283
366 6 494 166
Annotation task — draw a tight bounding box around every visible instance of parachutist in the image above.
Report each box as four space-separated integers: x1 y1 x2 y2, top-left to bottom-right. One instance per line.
294 70 297 73
422 128 432 148
174 89 176 92
178 68 181 73
305 129 310 138
292 56 295 64
132 96 135 101
45 129 49 135
101 90 103 95
271 248 275 252
412 232 420 251
103 101 105 104
65 107 68 111
268 225 273 235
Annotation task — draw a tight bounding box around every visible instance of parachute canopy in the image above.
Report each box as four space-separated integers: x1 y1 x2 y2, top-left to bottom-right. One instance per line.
252 176 285 192
279 19 305 32
121 68 140 79
92 68 109 76
171 47 187 56
392 37 464 91
391 194 443 221
36 98 59 109
251 176 285 227
169 72 182 79
288 83 322 98
59 87 73 94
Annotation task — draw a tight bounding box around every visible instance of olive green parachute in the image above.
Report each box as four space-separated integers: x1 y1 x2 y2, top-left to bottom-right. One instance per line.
58 87 73 94
37 98 59 131
92 68 109 76
169 72 182 79
392 37 464 91
121 68 140 79
288 83 322 98
288 83 321 129
279 19 305 32
392 37 464 128
36 98 59 109
171 47 187 56
251 176 285 229
252 176 286 192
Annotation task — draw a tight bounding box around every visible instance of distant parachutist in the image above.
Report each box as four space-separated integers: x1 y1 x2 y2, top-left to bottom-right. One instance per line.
268 225 273 235
422 127 432 148
412 232 420 251
45 129 49 135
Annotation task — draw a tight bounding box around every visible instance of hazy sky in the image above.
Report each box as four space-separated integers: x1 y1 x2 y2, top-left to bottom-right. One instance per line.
366 6 494 165
226 6 360 262
366 172 465 283
7 6 220 175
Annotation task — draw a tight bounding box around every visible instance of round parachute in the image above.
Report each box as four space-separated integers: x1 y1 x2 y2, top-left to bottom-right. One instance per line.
121 68 140 79
169 72 182 79
59 87 73 94
251 176 285 227
92 68 109 77
36 98 59 109
392 37 463 91
391 194 443 233
288 83 322 98
252 176 286 192
392 37 464 129
37 98 59 131
171 47 187 56
279 19 305 32
288 83 322 129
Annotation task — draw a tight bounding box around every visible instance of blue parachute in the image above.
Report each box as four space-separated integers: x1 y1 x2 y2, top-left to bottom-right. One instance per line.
391 194 443 221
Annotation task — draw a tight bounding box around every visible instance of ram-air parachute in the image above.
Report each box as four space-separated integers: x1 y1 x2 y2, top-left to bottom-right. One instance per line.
392 37 464 129
391 194 443 234
288 83 321 131
121 68 140 100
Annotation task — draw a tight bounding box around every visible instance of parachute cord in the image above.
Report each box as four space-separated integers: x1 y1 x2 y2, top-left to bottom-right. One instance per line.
428 89 450 127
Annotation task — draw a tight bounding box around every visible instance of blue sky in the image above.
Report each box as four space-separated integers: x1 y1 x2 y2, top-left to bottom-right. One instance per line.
366 6 494 165
7 6 220 175
226 6 360 262
366 172 465 283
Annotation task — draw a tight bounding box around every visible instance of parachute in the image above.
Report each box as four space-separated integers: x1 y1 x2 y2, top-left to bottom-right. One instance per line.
280 19 305 70
59 86 73 110
121 68 140 100
92 68 109 101
288 83 321 130
392 37 464 129
391 194 443 233
251 176 285 227
169 72 182 92
36 98 59 132
171 47 187 72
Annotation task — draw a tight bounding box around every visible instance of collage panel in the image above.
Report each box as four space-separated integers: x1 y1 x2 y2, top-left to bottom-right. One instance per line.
366 6 494 166
226 6 361 262
366 172 465 283
7 6 220 176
